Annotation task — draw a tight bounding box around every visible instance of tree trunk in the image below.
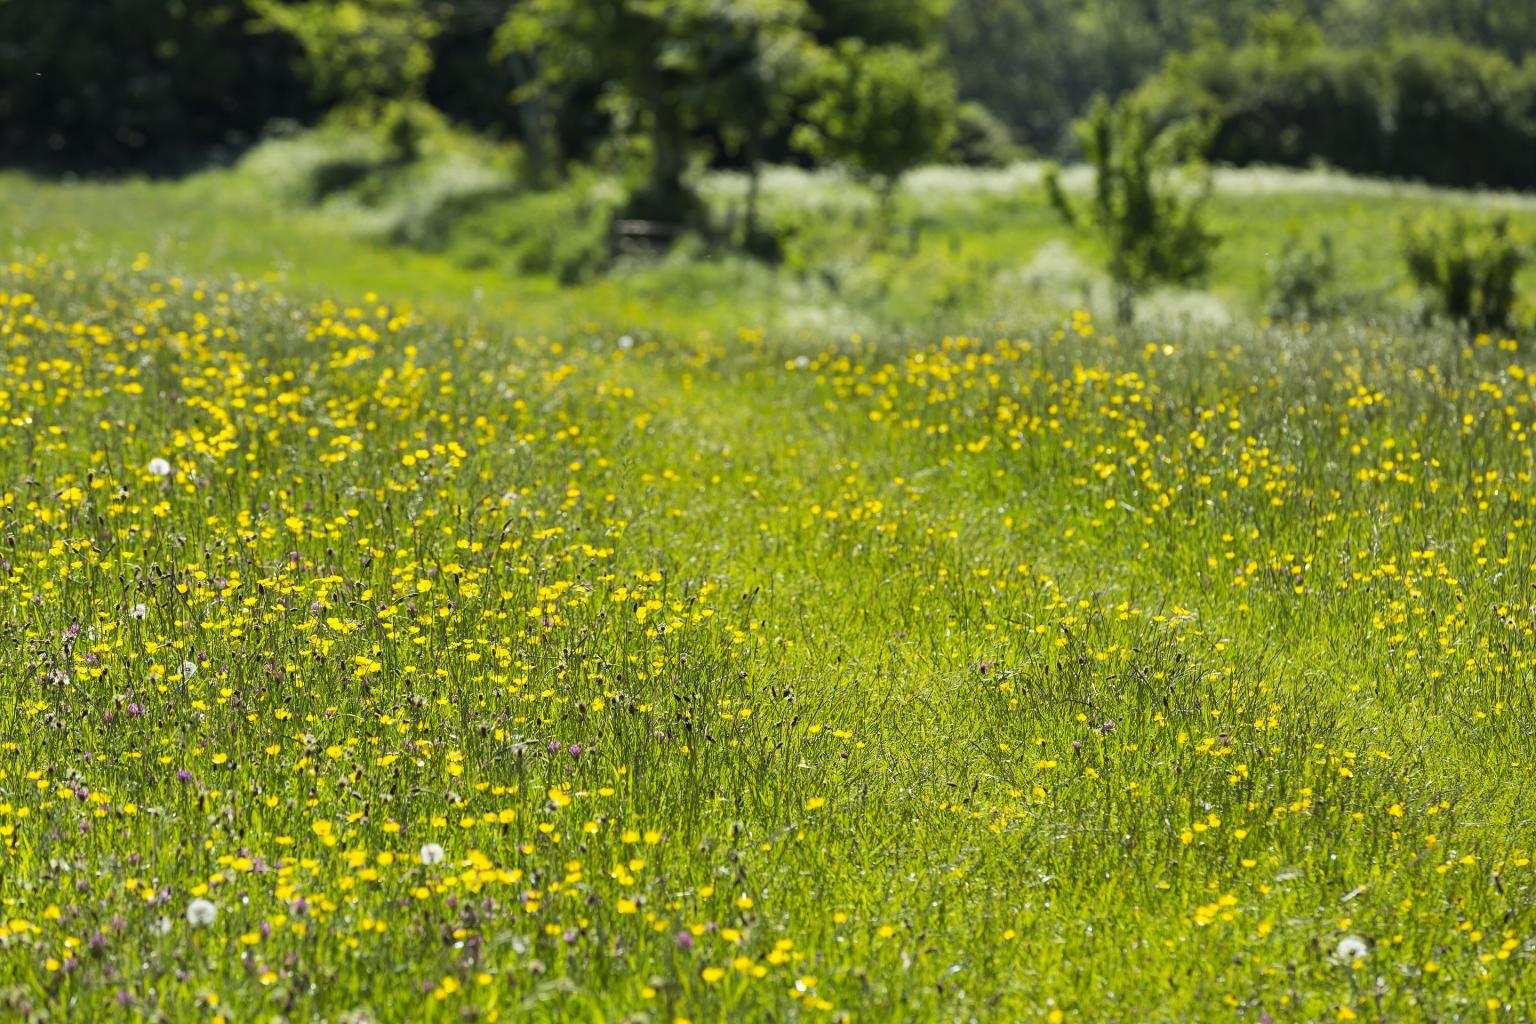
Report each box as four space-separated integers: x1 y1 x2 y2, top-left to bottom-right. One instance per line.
877 177 898 238
505 49 558 186
646 70 686 220
1114 283 1136 325
744 132 762 243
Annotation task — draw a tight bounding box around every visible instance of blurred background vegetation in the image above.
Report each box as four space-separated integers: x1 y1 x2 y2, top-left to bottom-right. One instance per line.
3 0 1535 334
7 0 1536 180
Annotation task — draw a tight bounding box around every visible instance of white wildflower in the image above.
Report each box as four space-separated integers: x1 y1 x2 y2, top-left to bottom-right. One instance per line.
419 842 445 866
185 898 218 927
1335 935 1369 963
147 458 172 478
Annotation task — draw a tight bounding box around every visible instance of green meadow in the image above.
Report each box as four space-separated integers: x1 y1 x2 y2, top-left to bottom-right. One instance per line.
1 162 1534 1022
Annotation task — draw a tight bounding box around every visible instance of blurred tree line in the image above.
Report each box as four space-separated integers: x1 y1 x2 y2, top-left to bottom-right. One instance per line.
946 0 1536 156
0 0 312 170
3 0 1535 192
1134 14 1536 191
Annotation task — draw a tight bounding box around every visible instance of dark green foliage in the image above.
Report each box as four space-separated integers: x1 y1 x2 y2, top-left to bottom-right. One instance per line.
501 0 817 228
12 0 1536 199
793 42 958 205
1136 15 1387 175
1385 40 1536 190
0 0 310 171
806 0 950 48
1401 214 1527 332
944 0 1536 155
1047 96 1219 320
1137 22 1536 190
944 0 1227 155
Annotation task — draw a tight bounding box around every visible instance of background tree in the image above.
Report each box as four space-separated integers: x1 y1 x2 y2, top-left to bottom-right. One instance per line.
792 42 958 217
253 0 441 159
0 0 308 170
688 2 814 244
8 0 1536 191
1046 95 1218 321
501 0 814 224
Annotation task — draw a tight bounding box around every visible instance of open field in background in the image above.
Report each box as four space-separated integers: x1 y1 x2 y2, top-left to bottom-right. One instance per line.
3 163 1536 1023
8 160 1536 341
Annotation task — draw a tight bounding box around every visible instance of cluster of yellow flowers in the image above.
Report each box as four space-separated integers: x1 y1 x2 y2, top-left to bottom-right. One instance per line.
0 257 1531 1020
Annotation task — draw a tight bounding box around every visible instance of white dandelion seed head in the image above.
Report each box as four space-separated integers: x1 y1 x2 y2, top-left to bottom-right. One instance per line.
180 660 198 679
150 915 172 935
185 898 218 927
147 458 172 478
617 335 635 351
420 842 445 866
130 603 148 620
1335 935 1369 962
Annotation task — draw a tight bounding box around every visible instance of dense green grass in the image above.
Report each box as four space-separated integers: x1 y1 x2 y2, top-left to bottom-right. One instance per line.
1 167 1535 1022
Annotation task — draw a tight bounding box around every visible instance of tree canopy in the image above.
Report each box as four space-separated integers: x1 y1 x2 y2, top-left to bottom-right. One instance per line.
4 0 1536 191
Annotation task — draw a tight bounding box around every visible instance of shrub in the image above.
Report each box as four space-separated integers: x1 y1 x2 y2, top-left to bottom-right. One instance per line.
951 102 1022 168
1046 95 1219 322
433 182 615 286
1401 213 1527 332
1266 233 1342 322
237 128 393 205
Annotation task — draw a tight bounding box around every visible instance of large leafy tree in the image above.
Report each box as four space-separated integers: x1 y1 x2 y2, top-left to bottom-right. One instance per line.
792 41 958 212
686 3 813 240
253 0 441 157
501 0 813 224
806 0 950 47
253 0 440 108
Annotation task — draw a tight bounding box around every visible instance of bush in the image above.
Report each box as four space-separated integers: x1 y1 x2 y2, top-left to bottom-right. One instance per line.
239 132 378 205
951 102 1022 168
428 182 615 286
1136 16 1387 175
1266 233 1342 322
238 112 515 212
1401 213 1527 331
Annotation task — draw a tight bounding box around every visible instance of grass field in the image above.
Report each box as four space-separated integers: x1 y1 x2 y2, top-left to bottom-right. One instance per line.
2 167 1535 1022
9 159 1536 336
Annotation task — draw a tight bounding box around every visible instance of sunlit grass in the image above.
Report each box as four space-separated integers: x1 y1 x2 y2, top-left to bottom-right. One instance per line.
1 166 1535 1021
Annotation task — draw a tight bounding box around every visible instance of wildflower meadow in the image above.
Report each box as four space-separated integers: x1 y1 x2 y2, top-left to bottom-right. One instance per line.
1 244 1533 1021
